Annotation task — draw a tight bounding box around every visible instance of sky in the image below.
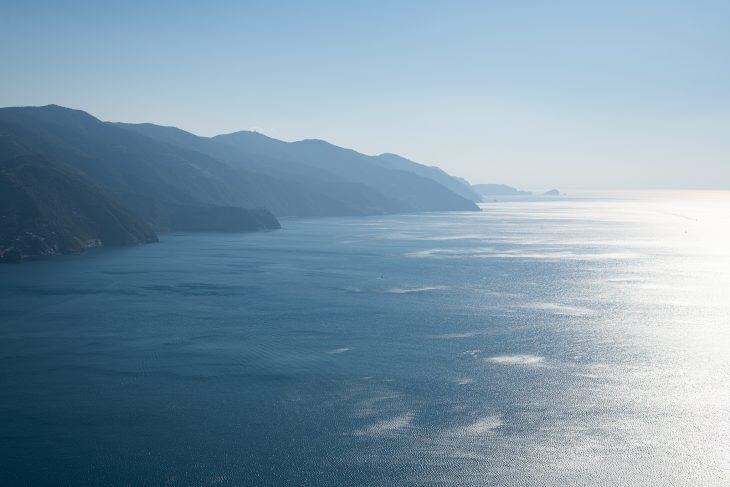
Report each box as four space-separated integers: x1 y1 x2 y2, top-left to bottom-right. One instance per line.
1 0 728 189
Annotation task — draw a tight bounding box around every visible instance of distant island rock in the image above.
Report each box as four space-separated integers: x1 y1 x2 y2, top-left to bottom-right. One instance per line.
543 189 561 196
472 184 532 197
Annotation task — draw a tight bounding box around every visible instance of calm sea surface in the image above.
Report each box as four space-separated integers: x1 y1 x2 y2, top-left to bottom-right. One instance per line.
1 191 729 486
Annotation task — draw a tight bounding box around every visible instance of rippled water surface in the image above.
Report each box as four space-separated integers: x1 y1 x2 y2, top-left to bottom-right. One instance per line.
1 191 729 485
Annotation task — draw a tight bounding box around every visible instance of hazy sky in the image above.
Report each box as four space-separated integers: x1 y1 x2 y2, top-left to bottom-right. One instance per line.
2 0 728 189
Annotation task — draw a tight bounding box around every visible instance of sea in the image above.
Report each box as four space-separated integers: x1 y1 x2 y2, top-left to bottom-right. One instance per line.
1 191 728 486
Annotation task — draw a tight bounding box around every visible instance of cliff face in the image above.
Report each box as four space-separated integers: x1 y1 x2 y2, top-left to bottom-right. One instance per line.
0 155 158 263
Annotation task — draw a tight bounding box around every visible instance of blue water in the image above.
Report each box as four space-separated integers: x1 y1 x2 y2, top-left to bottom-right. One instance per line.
1 192 729 485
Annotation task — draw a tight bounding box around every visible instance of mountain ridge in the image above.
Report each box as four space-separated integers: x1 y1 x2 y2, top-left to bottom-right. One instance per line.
1 104 481 262
115 122 480 214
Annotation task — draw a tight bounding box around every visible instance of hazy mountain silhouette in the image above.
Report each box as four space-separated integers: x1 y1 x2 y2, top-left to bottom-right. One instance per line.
472 183 532 197
116 124 480 214
213 132 479 212
373 152 482 202
0 105 281 231
1 104 480 261
0 106 280 260
111 123 405 216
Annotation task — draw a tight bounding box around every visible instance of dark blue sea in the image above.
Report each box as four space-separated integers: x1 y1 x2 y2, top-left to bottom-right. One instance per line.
1 192 729 485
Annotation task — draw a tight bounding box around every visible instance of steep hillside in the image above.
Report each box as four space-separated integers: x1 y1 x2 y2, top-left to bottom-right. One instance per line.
112 122 404 216
0 154 158 262
0 104 482 262
0 105 281 231
115 123 479 214
211 132 480 212
373 152 482 202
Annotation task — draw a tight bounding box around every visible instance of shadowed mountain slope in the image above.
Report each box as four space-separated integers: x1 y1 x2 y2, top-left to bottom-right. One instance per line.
1 104 481 261
0 105 281 233
114 123 480 213
211 131 480 212
0 151 158 262
111 122 404 216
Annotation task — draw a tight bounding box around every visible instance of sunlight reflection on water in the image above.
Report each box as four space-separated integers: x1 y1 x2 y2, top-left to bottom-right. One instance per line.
0 190 728 485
